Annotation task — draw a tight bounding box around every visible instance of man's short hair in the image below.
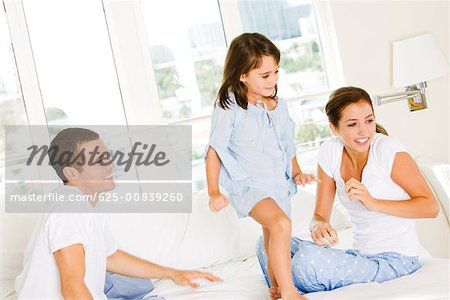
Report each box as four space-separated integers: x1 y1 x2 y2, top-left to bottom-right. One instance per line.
48 128 99 184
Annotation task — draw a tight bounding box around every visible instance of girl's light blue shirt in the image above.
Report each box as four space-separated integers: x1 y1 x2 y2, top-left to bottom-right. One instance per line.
207 93 297 200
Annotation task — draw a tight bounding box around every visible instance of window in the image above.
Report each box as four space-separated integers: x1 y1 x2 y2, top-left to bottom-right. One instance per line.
231 0 328 96
1 0 132 199
1 0 342 193
130 0 340 190
0 4 28 176
220 0 333 169
140 0 227 122
0 4 48 205
21 0 127 126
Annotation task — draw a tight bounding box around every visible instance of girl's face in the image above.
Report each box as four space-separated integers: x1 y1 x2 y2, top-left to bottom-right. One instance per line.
240 55 279 100
330 100 376 153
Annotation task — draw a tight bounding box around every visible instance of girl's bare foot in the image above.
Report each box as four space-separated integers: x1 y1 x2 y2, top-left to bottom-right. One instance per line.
282 288 307 300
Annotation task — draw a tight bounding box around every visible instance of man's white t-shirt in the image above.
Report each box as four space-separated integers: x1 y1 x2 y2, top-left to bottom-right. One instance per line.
15 186 118 299
318 133 420 256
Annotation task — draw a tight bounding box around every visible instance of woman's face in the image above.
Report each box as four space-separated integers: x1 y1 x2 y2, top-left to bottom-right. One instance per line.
331 100 376 153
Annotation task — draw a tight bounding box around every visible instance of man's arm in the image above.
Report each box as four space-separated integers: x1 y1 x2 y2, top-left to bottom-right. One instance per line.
107 250 221 288
53 244 92 300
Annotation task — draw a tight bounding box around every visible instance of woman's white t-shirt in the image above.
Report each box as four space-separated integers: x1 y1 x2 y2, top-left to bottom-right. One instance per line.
15 186 118 299
318 133 420 256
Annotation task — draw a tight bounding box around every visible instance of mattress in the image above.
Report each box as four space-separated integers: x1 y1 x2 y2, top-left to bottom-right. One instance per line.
147 255 449 300
147 229 450 300
3 255 449 300
3 229 449 300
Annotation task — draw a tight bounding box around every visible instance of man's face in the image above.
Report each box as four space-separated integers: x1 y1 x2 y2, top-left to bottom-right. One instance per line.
64 139 115 197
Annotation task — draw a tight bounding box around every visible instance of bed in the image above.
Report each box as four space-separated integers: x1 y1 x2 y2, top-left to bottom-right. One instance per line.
148 229 450 300
146 157 450 300
1 157 449 299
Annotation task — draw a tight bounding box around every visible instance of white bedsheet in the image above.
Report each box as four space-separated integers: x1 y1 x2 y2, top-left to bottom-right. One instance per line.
3 228 449 300
147 255 449 300
150 256 270 300
2 255 449 300
147 228 449 300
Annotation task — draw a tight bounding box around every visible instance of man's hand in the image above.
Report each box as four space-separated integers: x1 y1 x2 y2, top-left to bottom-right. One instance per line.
208 192 229 212
311 222 338 247
169 270 222 288
293 173 320 187
345 178 378 211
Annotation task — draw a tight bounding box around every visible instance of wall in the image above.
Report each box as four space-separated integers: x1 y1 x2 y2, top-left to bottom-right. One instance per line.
329 0 449 162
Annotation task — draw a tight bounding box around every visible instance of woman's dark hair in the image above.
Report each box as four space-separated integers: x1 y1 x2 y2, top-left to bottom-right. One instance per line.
216 32 280 110
325 86 388 135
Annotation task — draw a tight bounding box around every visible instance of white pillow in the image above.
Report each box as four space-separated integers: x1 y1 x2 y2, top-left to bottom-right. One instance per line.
235 190 352 260
291 189 352 237
1 213 42 298
175 190 243 269
106 212 191 268
107 187 352 270
108 190 259 270
416 157 450 219
235 216 262 260
176 188 352 269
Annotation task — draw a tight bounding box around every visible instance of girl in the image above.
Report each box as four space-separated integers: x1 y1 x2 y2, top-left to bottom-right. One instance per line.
257 86 439 295
205 32 316 300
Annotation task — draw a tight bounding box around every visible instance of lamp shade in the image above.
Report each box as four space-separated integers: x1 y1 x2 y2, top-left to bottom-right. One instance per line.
392 34 448 87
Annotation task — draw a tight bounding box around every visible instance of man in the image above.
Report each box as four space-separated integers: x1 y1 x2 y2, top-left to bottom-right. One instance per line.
15 128 221 299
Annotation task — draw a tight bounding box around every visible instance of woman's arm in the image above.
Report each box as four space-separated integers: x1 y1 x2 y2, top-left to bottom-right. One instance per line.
346 152 439 218
310 165 339 247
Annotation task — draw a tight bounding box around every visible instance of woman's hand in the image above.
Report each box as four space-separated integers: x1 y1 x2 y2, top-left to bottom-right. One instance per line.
345 178 379 211
170 270 222 288
311 222 338 247
293 173 320 187
208 192 229 212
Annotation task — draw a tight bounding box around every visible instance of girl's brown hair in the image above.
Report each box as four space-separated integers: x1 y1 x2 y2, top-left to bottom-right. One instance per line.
216 32 280 110
325 86 388 135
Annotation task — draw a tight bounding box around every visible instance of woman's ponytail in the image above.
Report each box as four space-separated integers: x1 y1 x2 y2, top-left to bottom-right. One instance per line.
376 123 388 136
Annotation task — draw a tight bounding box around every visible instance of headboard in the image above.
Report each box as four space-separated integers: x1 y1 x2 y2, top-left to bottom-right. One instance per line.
415 157 450 258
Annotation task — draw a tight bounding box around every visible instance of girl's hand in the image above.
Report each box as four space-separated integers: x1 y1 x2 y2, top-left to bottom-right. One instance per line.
345 178 379 211
311 222 338 247
208 192 229 212
293 173 320 187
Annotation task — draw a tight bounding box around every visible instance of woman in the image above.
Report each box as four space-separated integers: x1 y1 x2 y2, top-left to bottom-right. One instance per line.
256 86 439 297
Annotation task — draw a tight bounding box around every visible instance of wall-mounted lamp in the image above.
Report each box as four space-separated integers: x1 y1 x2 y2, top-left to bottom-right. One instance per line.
375 34 448 111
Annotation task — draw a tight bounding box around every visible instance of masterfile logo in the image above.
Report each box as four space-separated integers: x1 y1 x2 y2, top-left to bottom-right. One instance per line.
5 125 193 213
